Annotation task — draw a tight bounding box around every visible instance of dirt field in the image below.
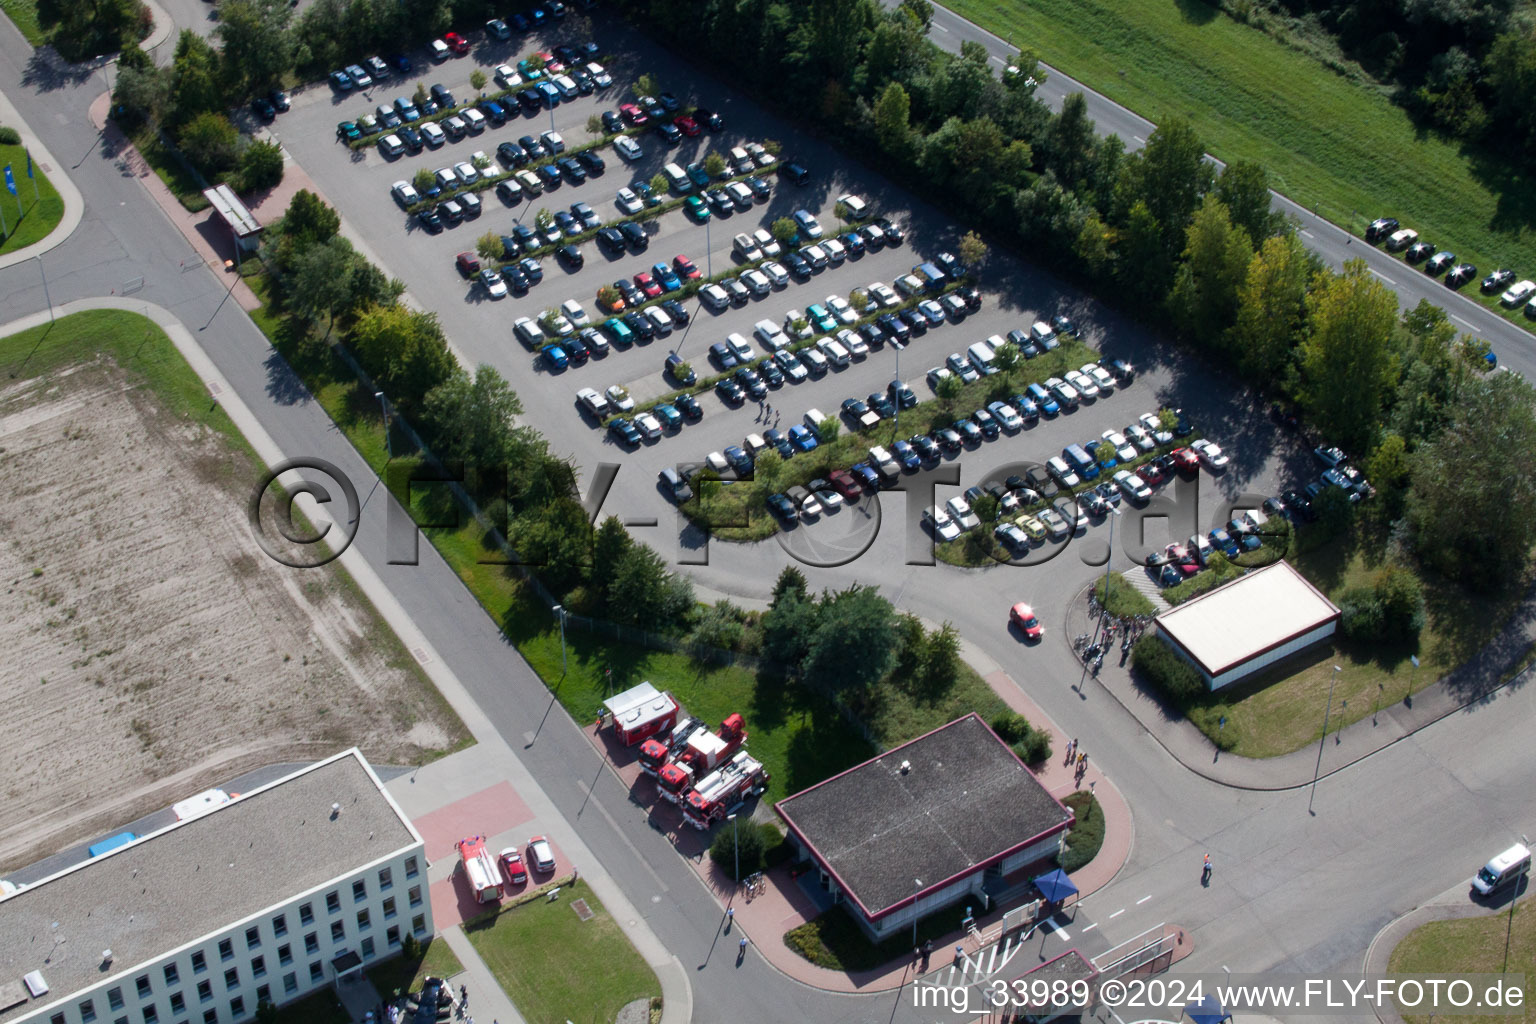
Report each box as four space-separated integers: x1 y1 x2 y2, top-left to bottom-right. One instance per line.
0 351 467 871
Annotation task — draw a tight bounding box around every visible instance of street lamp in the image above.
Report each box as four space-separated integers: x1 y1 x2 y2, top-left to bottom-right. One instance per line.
374 391 391 458
704 216 712 278
728 813 739 888
1089 507 1123 650
912 878 922 946
1309 665 1341 812
556 605 568 674
891 339 906 437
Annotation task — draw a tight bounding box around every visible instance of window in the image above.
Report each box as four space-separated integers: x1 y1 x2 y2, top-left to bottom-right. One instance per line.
408 886 422 908
405 856 419 879
109 989 125 1012
282 974 297 996
272 915 286 938
203 1011 217 1024
244 927 260 951
80 1000 97 1023
197 982 212 1004
360 937 375 959
330 921 345 943
251 957 265 979
137 977 152 999
277 944 292 967
227 999 243 1021
299 903 313 926
382 897 396 920
114 1018 128 1024
218 940 233 963
143 1005 158 1024
191 952 206 975
304 933 318 955
309 962 323 984
169 994 185 1016
353 880 367 903
255 987 269 1007
356 909 371 932
325 892 340 914
165 965 180 987
224 968 239 992
50 1014 65 1024
378 867 393 891
386 926 401 948
411 914 426 935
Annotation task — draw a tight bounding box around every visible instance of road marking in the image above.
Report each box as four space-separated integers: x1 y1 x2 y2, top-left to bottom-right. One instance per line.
1371 269 1397 286
1136 894 1151 904
933 22 949 32
1300 230 1314 239
1108 908 1125 918
1081 922 1098 932
1132 135 1144 143
1452 314 1476 329
990 55 1005 65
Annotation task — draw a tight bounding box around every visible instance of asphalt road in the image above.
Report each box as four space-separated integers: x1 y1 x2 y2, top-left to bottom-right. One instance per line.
4 7 1536 1023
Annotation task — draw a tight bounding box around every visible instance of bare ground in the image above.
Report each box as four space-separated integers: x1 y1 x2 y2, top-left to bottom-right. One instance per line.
0 356 468 871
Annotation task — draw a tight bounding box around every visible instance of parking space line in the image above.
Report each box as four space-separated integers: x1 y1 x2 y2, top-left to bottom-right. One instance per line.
1081 922 1098 932
1136 894 1151 904
1299 230 1314 239
1108 908 1125 918
1132 135 1144 144
1452 314 1476 329
1371 269 1396 286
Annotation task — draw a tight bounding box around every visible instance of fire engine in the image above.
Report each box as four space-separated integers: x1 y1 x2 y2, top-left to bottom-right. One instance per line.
637 716 705 776
682 751 769 830
650 714 748 800
602 681 680 746
456 835 501 903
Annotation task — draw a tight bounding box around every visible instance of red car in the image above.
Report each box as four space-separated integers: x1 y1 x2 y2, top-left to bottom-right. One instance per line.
1171 447 1200 472
619 103 647 126
499 847 527 886
1166 545 1200 576
672 254 700 280
443 31 469 55
634 271 662 298
1009 602 1044 641
537 50 565 73
1139 461 1167 486
827 469 861 501
674 115 700 137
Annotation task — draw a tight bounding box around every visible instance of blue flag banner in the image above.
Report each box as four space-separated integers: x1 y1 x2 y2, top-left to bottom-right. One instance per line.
26 151 33 179
3 166 14 196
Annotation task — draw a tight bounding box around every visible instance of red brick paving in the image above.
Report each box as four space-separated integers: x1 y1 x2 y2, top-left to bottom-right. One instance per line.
413 782 534 863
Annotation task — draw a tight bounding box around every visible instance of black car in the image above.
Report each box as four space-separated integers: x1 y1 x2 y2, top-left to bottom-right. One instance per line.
1404 241 1434 263
601 109 624 132
783 251 812 278
577 149 605 173
622 311 653 340
889 380 918 409
706 189 733 215
1482 269 1516 293
676 393 703 420
519 257 544 284
953 419 982 445
502 263 529 292
859 223 885 249
1051 313 1076 336
1282 489 1317 522
693 106 725 131
270 89 291 112
910 434 939 461
537 164 562 187
841 398 871 422
614 278 643 306
736 367 767 399
746 176 771 201
518 88 543 112
1365 217 1399 243
560 336 589 364
618 221 649 250
932 427 963 452
252 96 276 120
511 223 539 252
767 493 797 520
417 206 443 232
757 358 784 386
1445 263 1477 288
1424 251 1456 275
867 392 895 418
875 217 904 245
558 157 586 183
661 298 689 325
958 285 982 311
656 122 682 144
498 141 529 167
558 244 583 269
877 312 910 342
715 377 746 403
596 226 625 254
857 322 884 351
398 126 424 152
779 160 810 186
898 308 928 335
608 417 641 447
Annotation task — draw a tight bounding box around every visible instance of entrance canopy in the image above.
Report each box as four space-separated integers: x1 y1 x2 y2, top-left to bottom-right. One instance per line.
1033 868 1078 903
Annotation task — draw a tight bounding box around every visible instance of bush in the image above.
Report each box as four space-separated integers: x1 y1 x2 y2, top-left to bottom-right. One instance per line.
0 126 20 145
1132 635 1206 709
989 711 1029 744
1338 585 1383 641
708 818 767 881
236 140 284 193
177 111 238 176
1094 572 1156 617
1012 729 1052 766
1374 565 1426 644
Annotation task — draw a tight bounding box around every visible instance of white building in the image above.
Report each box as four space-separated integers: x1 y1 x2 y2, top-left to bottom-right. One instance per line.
1155 560 1341 689
0 750 431 1024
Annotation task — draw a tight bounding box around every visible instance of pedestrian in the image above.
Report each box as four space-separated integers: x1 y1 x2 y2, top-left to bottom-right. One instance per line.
1077 751 1086 769
727 907 734 921
739 936 748 952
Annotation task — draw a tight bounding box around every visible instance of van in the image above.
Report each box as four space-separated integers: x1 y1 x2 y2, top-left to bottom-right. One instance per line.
553 74 579 99
804 408 829 435
1472 844 1530 896
1063 443 1100 481
515 169 543 196
461 108 487 133
662 162 691 193
729 146 752 174
1046 456 1080 489
538 81 562 107
914 262 946 291
967 341 997 376
816 336 850 366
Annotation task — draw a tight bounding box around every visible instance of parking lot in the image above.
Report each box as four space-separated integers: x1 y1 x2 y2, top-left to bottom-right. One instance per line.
270 11 1315 617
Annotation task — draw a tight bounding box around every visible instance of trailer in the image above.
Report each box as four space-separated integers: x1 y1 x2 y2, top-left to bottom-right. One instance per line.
457 835 502 903
603 681 680 747
682 751 769 830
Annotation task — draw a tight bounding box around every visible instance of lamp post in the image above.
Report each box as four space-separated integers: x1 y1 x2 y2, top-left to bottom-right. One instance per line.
1503 834 1529 973
891 338 905 437
374 391 391 458
728 813 739 888
557 605 568 674
704 216 712 278
1309 665 1341 812
912 878 922 946
1089 507 1122 649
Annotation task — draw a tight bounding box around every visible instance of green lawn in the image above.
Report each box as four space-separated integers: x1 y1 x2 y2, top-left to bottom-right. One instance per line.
366 938 464 1000
0 143 66 256
1388 904 1532 1024
0 0 44 45
464 880 658 1024
947 0 1536 324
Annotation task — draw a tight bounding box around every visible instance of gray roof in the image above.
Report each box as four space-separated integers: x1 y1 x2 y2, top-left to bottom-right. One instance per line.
775 714 1071 919
0 751 419 1023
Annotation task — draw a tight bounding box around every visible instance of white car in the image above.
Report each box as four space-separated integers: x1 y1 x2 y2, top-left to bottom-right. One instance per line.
988 401 1023 432
754 319 789 350
391 180 420 207
925 507 962 542
1113 469 1151 502
894 273 925 298
995 522 1029 550
494 65 523 89
869 282 900 308
815 486 844 512
1140 411 1174 444
1124 423 1156 451
586 62 612 88
699 283 730 310
746 142 775 168
752 228 782 258
1037 507 1070 538
480 270 508 300
837 328 868 358
1066 368 1099 400
560 299 590 327
783 310 814 340
1103 430 1137 463
605 385 635 413
645 306 673 335
775 351 809 382
742 268 772 296
946 496 981 532
733 232 763 261
435 167 459 191
1192 438 1230 469
616 187 643 214
836 193 868 219
726 333 754 363
1499 280 1536 307
420 122 446 147
1084 363 1116 392
762 262 789 288
527 836 556 873
614 136 644 162
826 295 857 324
634 412 662 440
822 238 847 263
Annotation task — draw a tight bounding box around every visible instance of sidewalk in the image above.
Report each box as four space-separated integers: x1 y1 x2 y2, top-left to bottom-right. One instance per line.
0 78 84 270
435 927 528 1024
1065 582 1536 790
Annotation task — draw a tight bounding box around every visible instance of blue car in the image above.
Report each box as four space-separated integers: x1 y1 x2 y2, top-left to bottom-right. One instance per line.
541 344 568 370
651 263 682 292
1209 528 1240 557
1026 382 1059 417
654 403 682 430
393 97 420 122
842 230 865 255
608 417 641 447
764 429 793 457
724 445 754 475
891 440 920 471
787 425 818 452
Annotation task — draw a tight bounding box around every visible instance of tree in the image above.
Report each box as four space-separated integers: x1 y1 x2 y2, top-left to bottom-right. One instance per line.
848 287 868 311
178 111 238 175
1408 371 1536 586
168 30 225 126
412 167 436 197
279 189 340 248
288 238 355 336
513 499 592 596
609 545 694 629
771 217 799 243
1074 211 1112 275
708 814 768 880
762 589 818 671
476 231 503 263
413 81 430 109
113 63 171 129
1116 117 1214 253
817 416 841 442
596 284 620 310
920 621 961 696
1043 92 1097 193
897 0 933 30
1214 160 1284 247
971 493 1000 524
649 172 668 196
39 0 142 61
469 69 487 93
349 305 457 414
771 565 808 606
872 81 912 157
472 151 491 169
1165 195 1253 350
688 600 746 651
753 448 784 492
992 339 1020 378
420 365 527 468
534 208 555 232
935 373 964 409
632 72 659 99
1093 441 1115 466
215 0 293 95
704 152 727 179
957 230 988 272
1226 233 1310 387
1364 432 1412 524
586 113 604 137
801 585 899 697
1113 200 1169 303
1298 259 1401 454
236 139 284 193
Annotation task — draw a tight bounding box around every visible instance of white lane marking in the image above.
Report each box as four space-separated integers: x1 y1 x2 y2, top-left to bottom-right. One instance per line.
933 21 949 32
1081 922 1098 932
1136 894 1152 904
1132 135 1145 143
1109 908 1125 918
1371 269 1397 286
1047 921 1071 939
1300 230 1314 239
1452 314 1476 329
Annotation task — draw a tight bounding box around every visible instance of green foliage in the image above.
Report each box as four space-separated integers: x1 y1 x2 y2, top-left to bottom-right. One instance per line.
1214 160 1284 247
112 63 170 129
1131 635 1206 709
1012 729 1052 766
608 544 694 631
1057 791 1103 873
215 0 293 96
286 237 355 335
275 189 340 250
1094 572 1156 617
0 127 18 146
920 621 961 695
419 365 527 468
770 217 799 243
761 590 818 671
36 0 143 61
970 493 1000 524
1166 194 1253 350
632 72 659 99
707 818 767 881
816 416 840 442
1117 117 1215 254
703 152 727 178
349 305 457 417
585 114 604 137
1299 259 1401 455
688 600 746 652
177 111 237 176
988 711 1030 744
168 30 225 127
476 231 503 263
235 139 284 193
956 230 987 270
934 373 963 408
1226 233 1310 388
469 69 487 92
648 173 668 196
800 585 899 698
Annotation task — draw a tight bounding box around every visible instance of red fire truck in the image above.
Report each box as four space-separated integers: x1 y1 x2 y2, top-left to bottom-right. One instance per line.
649 715 748 801
602 682 680 747
682 751 769 830
457 835 502 903
638 717 704 776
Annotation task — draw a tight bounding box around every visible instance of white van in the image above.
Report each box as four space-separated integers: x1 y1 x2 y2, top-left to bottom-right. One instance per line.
553 74 579 99
967 341 996 375
1472 843 1531 896
804 408 828 434
662 162 691 193
816 336 850 366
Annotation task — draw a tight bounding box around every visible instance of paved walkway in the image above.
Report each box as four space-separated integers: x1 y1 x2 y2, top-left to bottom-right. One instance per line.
0 80 84 270
436 926 529 1024
1065 581 1536 790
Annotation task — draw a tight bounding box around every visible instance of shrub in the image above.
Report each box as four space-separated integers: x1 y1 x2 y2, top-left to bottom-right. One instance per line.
1012 729 1052 766
1132 635 1206 709
178 111 238 176
989 711 1029 743
236 140 284 193
1374 565 1426 644
1338 585 1383 641
0 126 20 145
708 818 767 880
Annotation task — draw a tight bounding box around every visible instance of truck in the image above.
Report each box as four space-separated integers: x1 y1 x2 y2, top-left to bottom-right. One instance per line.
682 751 770 830
456 835 502 903
602 681 681 746
655 714 749 803
87 832 137 857
637 716 705 776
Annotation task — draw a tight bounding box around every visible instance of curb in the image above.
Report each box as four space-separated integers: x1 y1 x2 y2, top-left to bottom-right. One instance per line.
0 84 84 272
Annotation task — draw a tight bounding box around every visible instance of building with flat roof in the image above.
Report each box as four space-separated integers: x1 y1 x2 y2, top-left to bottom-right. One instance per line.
201 185 262 254
1155 560 1340 690
775 714 1072 941
0 750 430 1024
